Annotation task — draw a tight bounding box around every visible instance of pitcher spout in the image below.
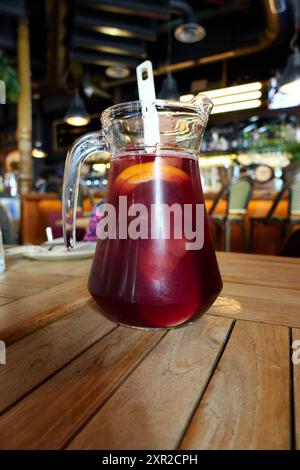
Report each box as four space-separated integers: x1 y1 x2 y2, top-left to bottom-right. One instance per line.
192 93 214 126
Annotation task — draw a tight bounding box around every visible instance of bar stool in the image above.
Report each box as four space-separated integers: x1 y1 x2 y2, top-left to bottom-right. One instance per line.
250 177 300 251
209 176 253 252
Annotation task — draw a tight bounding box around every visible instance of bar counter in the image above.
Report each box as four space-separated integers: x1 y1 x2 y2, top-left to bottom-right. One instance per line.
0 252 299 449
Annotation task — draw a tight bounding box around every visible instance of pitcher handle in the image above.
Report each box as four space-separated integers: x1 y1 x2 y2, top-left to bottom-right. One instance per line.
62 130 106 250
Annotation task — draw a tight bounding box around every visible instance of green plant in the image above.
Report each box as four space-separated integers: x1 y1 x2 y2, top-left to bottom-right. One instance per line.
0 50 20 103
286 141 300 161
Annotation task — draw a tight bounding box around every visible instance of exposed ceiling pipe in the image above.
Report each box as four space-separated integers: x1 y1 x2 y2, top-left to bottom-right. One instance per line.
103 0 283 88
171 0 197 21
160 0 249 32
157 0 282 72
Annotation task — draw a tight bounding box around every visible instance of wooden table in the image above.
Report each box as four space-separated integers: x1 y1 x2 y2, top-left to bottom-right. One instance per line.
0 252 299 450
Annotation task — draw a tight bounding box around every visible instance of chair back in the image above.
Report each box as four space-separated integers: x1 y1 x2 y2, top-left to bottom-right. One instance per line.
280 228 300 258
289 179 300 218
227 177 253 216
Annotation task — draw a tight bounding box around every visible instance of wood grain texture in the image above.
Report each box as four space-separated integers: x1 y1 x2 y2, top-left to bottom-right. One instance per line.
292 328 300 450
209 294 300 328
0 282 42 299
0 300 114 414
222 282 300 307
0 277 90 344
180 320 290 450
217 251 300 266
8 258 92 277
0 297 13 306
67 316 233 450
0 328 165 449
0 253 297 450
217 253 300 290
0 269 70 289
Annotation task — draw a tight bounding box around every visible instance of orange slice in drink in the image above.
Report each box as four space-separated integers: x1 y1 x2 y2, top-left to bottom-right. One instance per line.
139 238 187 281
115 162 189 194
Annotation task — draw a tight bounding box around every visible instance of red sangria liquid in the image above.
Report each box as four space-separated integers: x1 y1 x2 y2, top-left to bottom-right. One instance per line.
88 151 222 329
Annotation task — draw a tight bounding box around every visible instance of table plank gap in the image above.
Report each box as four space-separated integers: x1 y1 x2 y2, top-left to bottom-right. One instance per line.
0 327 165 450
62 330 169 450
0 297 14 306
66 316 233 450
0 283 43 299
208 294 300 329
180 320 290 450
175 319 236 450
0 301 116 415
207 312 300 330
0 277 90 344
222 281 300 305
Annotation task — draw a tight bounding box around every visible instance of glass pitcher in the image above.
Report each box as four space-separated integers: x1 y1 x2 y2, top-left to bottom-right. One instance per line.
62 95 223 329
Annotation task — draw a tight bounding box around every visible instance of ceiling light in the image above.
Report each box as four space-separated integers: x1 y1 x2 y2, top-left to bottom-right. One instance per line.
174 23 206 43
279 49 300 94
64 92 90 127
212 90 262 106
179 93 195 102
269 89 300 109
32 143 47 159
92 163 109 174
96 26 134 38
105 66 130 79
179 83 263 108
32 98 46 158
199 155 237 168
172 0 206 44
211 99 262 114
280 0 300 94
204 82 263 99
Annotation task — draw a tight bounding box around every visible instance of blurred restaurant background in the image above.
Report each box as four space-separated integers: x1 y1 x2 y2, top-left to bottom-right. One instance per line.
0 0 300 255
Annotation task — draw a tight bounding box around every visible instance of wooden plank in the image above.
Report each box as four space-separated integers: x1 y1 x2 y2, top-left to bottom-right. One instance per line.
180 321 290 450
0 277 90 344
209 294 300 328
217 255 300 290
217 251 300 266
67 316 233 450
0 297 13 306
0 301 115 413
0 270 70 289
9 258 92 277
0 282 42 300
0 327 165 449
292 328 300 450
222 282 300 307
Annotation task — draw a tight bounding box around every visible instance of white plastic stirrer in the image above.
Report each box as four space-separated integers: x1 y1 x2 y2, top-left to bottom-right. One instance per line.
136 61 160 148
